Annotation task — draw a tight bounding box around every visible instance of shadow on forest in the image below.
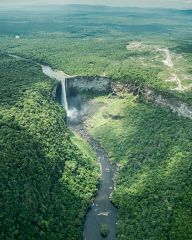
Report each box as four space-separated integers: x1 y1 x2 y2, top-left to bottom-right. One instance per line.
0 116 87 240
95 99 192 239
0 56 93 239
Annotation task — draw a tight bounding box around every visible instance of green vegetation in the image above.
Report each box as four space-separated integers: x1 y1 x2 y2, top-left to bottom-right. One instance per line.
0 55 99 240
100 224 110 237
87 95 192 240
71 131 98 165
0 6 191 103
0 5 192 240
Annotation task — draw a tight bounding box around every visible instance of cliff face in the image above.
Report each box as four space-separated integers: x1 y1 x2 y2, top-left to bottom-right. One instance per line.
144 89 192 119
51 83 58 100
53 75 192 120
111 82 192 119
66 76 112 93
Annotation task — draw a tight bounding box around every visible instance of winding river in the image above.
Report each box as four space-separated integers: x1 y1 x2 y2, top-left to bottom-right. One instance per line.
5 52 192 240
7 53 117 239
72 125 117 240
42 65 118 240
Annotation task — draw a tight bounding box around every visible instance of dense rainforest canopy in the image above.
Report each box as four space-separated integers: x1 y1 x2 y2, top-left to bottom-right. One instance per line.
0 5 192 240
87 95 192 240
0 6 191 103
0 55 99 240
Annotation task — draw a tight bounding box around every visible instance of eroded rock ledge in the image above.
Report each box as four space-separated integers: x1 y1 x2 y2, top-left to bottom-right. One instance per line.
144 89 192 119
112 82 192 119
66 76 112 93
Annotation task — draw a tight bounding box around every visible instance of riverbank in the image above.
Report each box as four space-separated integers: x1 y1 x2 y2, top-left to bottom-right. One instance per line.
86 94 192 240
71 124 117 240
3 52 192 240
0 54 99 240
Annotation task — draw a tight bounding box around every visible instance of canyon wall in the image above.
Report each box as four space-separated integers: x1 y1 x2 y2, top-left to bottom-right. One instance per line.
66 76 111 93
144 89 192 119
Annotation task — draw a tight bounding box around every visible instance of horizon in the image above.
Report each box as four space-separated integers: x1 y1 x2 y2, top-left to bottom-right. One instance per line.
0 0 192 10
0 3 192 10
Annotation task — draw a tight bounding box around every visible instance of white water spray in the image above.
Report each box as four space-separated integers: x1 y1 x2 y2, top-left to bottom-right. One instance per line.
61 78 69 115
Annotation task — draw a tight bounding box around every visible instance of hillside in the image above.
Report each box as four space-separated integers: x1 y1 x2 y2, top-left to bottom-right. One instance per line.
0 5 192 240
0 55 99 240
87 94 192 240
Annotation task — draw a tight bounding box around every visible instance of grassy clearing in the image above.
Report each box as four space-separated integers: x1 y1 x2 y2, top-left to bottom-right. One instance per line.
86 94 192 240
71 130 98 164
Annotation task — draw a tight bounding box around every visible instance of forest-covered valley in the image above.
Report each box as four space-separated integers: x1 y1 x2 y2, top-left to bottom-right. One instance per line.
0 4 192 240
87 94 192 239
0 55 99 239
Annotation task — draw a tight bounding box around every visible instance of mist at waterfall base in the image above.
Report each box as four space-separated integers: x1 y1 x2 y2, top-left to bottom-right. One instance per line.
67 95 89 123
55 80 88 124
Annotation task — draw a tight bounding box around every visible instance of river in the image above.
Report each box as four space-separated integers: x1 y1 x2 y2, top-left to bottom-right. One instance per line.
42 65 118 240
71 124 117 240
16 55 118 239
7 52 118 239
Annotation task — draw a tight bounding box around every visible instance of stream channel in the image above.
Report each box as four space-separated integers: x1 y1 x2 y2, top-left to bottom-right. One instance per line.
42 64 118 240
8 53 118 240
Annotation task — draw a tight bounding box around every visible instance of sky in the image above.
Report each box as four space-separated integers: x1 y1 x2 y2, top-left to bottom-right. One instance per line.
0 0 192 9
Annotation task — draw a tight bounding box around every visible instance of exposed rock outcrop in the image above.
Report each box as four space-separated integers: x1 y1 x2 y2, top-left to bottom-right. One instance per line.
67 76 111 93
144 89 192 119
112 82 192 119
51 83 58 100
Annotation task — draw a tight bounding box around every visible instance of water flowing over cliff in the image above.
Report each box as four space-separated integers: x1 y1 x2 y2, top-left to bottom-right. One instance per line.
61 78 69 114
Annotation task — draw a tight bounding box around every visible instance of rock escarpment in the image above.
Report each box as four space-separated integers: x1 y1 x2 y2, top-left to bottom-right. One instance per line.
144 89 192 119
112 82 192 119
66 76 111 93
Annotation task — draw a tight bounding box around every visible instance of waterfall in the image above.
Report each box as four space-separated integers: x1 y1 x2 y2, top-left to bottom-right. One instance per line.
61 78 69 115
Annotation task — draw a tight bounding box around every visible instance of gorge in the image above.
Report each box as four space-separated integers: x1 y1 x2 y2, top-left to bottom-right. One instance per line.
5 53 192 240
1 5 192 240
42 63 117 240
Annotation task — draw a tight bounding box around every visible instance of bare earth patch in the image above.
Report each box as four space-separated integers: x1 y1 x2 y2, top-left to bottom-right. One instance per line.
126 42 192 92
